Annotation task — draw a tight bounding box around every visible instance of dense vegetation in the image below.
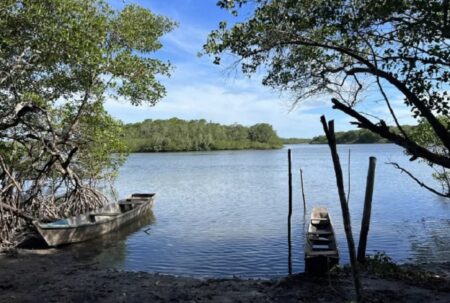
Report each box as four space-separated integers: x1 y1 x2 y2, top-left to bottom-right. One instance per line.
123 118 283 152
0 0 173 247
281 138 310 144
310 126 416 144
123 119 421 151
310 129 387 144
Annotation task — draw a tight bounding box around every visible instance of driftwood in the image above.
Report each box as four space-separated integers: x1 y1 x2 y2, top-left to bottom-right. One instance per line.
357 157 377 263
320 116 362 302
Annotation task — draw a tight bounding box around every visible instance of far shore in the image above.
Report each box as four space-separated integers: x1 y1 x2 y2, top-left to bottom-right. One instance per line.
127 141 394 153
1 249 449 302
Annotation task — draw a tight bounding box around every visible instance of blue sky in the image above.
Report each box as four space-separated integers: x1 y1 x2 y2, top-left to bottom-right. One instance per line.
105 0 415 138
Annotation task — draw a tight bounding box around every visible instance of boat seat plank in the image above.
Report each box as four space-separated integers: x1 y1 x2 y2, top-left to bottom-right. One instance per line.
119 201 146 205
311 218 329 221
312 244 331 250
308 230 333 235
311 219 330 225
306 250 339 256
308 236 332 242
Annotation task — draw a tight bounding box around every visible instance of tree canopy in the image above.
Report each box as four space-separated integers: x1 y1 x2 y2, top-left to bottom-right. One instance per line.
124 118 283 152
310 129 387 144
0 0 174 246
204 0 450 197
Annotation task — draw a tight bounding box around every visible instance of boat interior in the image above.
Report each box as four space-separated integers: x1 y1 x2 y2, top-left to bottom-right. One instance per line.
306 208 338 253
39 194 155 228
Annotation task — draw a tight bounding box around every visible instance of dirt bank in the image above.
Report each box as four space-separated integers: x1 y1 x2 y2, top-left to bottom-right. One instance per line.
0 250 449 303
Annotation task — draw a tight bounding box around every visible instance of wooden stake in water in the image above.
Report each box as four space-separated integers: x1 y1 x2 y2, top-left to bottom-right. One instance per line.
288 149 293 275
300 169 306 213
357 156 377 264
347 149 351 204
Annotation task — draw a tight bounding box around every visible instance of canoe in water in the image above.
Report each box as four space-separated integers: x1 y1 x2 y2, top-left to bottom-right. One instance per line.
34 193 155 247
304 207 339 274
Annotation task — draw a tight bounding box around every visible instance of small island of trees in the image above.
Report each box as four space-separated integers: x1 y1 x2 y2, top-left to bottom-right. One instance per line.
122 119 423 151
310 129 389 144
123 118 283 152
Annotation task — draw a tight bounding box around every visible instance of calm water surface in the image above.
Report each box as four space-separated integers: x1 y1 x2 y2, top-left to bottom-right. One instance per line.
68 144 450 278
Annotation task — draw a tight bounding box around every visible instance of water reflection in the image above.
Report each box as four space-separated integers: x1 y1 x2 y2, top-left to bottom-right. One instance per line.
66 210 156 268
409 218 450 264
63 144 450 278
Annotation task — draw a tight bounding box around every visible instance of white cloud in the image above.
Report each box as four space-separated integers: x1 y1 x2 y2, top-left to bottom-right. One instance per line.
104 3 416 138
105 72 336 138
162 24 208 57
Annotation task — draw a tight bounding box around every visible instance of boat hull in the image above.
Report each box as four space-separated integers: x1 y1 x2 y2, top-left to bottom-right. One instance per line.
305 254 339 274
304 207 339 275
35 194 154 247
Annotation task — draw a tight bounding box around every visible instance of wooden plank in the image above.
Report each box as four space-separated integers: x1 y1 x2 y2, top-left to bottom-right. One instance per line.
308 230 333 235
119 200 145 205
311 218 329 225
306 250 339 256
308 236 331 242
312 244 331 250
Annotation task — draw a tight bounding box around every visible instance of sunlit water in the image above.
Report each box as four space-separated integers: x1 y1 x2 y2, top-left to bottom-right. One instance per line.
66 144 450 278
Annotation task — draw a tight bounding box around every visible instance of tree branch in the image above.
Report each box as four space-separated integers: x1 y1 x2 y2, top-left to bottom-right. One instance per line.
387 162 450 198
320 115 362 302
331 98 450 168
269 36 450 152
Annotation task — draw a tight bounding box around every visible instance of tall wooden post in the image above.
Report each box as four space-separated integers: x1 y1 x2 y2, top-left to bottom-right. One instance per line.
320 116 362 302
347 149 351 203
300 169 306 213
288 149 293 275
357 156 377 264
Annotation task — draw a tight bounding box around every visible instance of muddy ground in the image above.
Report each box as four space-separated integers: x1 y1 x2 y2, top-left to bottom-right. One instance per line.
0 250 449 303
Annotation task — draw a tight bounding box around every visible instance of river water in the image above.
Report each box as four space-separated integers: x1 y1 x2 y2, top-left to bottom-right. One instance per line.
67 144 450 278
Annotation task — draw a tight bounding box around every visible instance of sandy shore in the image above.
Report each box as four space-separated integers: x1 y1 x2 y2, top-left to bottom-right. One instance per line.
0 250 449 303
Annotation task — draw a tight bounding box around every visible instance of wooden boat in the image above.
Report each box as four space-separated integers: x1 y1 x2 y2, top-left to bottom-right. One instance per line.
34 193 155 247
304 207 339 274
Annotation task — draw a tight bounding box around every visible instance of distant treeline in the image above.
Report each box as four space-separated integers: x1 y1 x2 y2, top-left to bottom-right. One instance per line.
281 138 311 144
123 118 283 152
309 126 415 144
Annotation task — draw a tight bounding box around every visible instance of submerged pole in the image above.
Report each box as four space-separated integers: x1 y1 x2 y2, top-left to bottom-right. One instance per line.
288 149 293 275
357 156 377 264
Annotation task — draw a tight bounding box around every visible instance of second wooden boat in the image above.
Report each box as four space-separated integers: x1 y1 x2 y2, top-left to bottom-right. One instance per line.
34 193 155 247
304 207 339 274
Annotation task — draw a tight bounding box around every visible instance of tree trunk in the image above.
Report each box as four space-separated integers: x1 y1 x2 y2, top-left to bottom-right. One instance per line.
320 116 362 302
